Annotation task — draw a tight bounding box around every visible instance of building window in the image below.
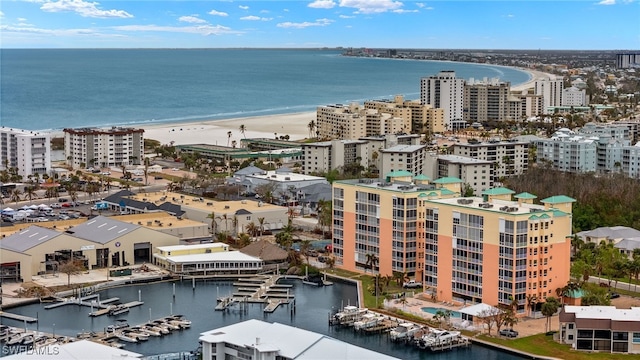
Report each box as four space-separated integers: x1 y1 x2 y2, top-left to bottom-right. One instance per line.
633 333 640 344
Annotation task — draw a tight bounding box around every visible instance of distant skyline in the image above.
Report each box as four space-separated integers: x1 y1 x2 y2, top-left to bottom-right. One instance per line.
0 0 638 50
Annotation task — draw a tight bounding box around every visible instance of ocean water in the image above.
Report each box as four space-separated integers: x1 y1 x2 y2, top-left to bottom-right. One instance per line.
0 49 530 131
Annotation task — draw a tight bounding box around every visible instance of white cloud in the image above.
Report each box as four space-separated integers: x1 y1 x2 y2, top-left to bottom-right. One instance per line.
239 5 249 10
308 0 336 9
178 15 207 24
339 14 355 18
0 11 4 18
277 18 334 29
506 14 514 18
416 2 425 7
597 0 615 4
240 15 272 21
392 9 417 13
41 0 133 19
208 10 228 17
339 0 403 14
0 24 124 37
112 24 243 36
18 17 28 22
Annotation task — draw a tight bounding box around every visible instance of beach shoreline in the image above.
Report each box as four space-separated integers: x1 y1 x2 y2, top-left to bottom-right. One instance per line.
47 63 552 147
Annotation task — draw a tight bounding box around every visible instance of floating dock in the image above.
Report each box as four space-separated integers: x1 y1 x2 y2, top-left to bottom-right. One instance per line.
216 275 295 313
0 311 38 323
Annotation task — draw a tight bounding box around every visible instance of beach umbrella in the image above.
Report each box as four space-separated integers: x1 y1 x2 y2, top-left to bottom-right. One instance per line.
38 204 48 209
29 204 39 210
2 207 15 212
20 205 30 210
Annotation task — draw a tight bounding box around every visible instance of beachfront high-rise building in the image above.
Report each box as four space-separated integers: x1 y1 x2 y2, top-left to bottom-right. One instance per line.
316 103 410 140
364 95 446 134
64 127 144 169
463 78 511 123
0 127 51 178
420 71 465 130
534 77 564 113
332 175 573 312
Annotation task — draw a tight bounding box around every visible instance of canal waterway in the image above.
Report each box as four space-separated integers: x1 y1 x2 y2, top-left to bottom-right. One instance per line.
3 279 523 359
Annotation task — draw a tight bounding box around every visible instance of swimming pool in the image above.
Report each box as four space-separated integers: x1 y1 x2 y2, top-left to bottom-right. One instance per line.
421 307 462 318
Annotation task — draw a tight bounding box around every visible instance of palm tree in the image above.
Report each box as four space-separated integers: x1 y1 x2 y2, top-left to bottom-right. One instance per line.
300 240 312 264
365 253 378 274
10 189 22 204
239 124 247 139
307 120 316 139
24 186 36 203
207 212 218 235
257 217 265 238
526 294 537 317
227 131 232 147
245 222 258 241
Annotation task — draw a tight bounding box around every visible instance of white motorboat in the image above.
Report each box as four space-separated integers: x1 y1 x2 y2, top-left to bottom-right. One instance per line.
420 328 462 347
123 330 149 341
6 331 32 346
145 323 169 335
389 322 422 341
332 305 369 325
353 313 385 331
115 332 138 343
137 326 161 337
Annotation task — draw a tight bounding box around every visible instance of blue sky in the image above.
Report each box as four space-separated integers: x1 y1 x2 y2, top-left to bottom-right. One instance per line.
1 0 638 49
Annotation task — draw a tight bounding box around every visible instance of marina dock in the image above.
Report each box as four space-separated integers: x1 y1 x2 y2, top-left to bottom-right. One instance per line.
0 311 38 323
216 275 295 313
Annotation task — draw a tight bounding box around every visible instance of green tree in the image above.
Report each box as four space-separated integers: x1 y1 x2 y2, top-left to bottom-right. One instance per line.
541 297 560 333
365 253 378 274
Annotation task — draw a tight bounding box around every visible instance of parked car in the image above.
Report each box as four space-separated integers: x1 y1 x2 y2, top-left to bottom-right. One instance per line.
58 198 68 203
61 202 72 208
50 203 62 208
403 280 423 289
102 172 111 176
609 292 620 299
499 329 519 338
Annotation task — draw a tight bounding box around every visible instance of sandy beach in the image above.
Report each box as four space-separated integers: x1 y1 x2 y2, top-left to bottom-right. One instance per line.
143 112 316 146
56 66 552 147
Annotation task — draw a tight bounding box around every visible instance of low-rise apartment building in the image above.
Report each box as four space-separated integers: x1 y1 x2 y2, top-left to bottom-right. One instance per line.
364 95 445 134
316 103 410 139
424 154 494 195
332 175 573 312
0 127 51 178
64 127 144 168
301 139 368 175
379 144 427 177
451 139 529 181
559 306 640 354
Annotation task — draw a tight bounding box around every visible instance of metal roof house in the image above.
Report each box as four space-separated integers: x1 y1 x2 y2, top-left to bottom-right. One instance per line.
199 319 400 360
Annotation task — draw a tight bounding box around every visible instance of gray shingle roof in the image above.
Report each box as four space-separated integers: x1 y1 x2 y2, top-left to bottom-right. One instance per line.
65 216 140 244
0 226 63 253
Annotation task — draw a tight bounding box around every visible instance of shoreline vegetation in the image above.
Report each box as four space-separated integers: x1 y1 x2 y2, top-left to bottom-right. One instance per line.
45 60 552 147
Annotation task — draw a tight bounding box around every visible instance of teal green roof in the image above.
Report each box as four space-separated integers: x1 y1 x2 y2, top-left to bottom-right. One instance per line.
385 170 413 178
433 177 463 184
426 192 439 197
418 193 428 198
482 187 515 196
552 210 569 217
414 174 431 181
515 192 537 199
529 215 539 220
539 213 551 219
541 195 576 204
440 189 457 195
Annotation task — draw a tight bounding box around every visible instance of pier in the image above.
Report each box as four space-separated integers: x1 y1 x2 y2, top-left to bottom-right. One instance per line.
215 275 294 313
88 300 145 317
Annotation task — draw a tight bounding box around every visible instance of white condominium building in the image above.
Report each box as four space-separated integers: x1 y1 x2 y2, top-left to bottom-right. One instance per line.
535 129 597 173
421 70 465 130
534 77 564 112
0 127 51 178
301 139 368 175
379 144 427 177
64 127 144 169
463 78 511 123
424 154 494 196
561 86 588 107
451 140 529 181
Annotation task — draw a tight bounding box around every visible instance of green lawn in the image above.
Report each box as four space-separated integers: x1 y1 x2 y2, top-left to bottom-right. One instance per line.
479 333 633 360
